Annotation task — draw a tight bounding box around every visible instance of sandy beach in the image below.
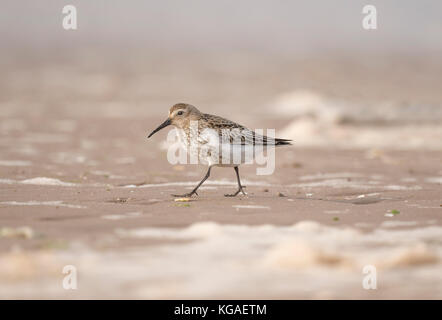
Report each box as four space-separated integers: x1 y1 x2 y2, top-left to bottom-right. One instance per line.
1 55 441 298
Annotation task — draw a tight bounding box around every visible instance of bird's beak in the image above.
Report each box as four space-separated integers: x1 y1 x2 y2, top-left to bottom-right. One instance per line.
147 118 171 138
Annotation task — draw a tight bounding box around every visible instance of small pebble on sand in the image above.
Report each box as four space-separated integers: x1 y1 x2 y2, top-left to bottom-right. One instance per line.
174 198 192 202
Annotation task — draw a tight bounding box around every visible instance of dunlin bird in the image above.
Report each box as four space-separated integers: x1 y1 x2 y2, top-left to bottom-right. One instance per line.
148 103 291 197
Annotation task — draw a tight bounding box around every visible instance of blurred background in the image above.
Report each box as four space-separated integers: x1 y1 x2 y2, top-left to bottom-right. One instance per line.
1 0 442 149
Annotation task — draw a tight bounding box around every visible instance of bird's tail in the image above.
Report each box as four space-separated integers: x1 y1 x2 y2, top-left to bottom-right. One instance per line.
275 138 292 146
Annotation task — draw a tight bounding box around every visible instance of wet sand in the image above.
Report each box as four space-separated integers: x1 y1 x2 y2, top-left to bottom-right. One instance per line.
1 53 442 299
1 113 441 299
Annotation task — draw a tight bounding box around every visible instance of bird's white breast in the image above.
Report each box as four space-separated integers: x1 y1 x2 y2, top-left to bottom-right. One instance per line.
175 127 267 167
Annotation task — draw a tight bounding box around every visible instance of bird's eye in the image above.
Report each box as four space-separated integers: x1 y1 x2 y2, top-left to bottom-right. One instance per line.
177 111 184 116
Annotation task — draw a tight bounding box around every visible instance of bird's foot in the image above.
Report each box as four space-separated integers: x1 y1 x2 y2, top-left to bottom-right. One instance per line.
224 186 247 197
172 191 198 198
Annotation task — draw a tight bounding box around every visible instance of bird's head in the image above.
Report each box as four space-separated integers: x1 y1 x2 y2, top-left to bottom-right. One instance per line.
147 103 201 138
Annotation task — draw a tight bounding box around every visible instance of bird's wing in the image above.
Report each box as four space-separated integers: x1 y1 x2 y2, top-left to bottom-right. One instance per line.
200 114 291 146
228 128 275 145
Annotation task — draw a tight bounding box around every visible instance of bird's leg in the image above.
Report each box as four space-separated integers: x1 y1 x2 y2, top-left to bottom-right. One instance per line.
225 166 247 197
172 167 211 197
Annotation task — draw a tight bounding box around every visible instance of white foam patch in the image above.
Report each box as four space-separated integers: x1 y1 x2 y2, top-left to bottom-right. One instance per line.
20 177 76 187
0 179 15 184
384 185 422 191
0 201 85 209
406 204 442 209
233 205 270 210
299 172 364 181
101 212 142 220
401 177 417 182
20 133 69 144
324 209 349 215
381 221 418 228
290 178 378 189
1 222 441 299
0 226 34 239
357 192 380 197
0 160 32 166
290 179 422 191
51 152 87 164
0 177 109 188
108 222 441 298
14 145 38 155
275 90 442 150
273 89 338 121
426 177 442 184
